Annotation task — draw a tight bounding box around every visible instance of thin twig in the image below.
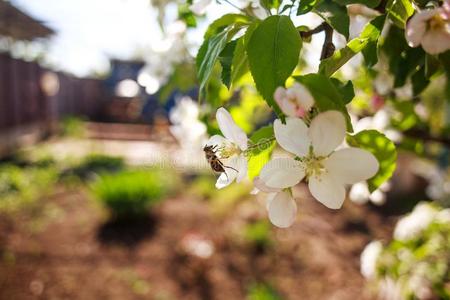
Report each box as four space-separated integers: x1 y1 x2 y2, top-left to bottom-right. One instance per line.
299 22 335 60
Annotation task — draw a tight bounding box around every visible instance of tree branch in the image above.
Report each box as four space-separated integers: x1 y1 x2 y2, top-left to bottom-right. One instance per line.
299 22 335 60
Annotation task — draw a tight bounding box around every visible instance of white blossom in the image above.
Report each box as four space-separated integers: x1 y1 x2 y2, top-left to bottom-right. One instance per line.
405 6 450 55
349 181 389 206
169 96 207 149
274 83 315 118
393 202 438 241
360 240 383 279
189 0 212 15
258 111 379 224
206 107 248 189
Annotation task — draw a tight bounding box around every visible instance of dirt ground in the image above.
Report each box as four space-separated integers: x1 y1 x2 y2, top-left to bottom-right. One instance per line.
0 183 398 300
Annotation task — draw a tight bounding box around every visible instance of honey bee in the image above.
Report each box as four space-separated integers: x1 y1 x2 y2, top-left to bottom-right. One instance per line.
203 144 237 178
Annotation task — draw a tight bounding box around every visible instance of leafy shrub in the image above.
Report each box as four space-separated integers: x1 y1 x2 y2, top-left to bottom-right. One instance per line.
62 154 125 181
91 169 178 218
0 164 58 213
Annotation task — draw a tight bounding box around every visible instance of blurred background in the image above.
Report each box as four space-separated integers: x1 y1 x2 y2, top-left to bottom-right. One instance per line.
0 0 449 299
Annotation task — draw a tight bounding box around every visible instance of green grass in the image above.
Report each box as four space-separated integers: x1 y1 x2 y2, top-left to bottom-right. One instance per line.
62 154 125 181
0 163 58 213
91 168 179 218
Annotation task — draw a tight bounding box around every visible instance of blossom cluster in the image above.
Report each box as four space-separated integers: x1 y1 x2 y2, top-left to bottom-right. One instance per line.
206 84 380 228
360 202 450 300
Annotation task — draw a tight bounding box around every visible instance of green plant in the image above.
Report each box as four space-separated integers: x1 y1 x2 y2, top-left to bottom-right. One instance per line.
247 283 283 300
60 116 86 138
0 164 58 213
64 154 125 180
91 169 178 218
243 220 272 249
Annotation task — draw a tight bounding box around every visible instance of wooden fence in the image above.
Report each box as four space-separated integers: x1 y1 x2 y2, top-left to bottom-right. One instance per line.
0 53 106 156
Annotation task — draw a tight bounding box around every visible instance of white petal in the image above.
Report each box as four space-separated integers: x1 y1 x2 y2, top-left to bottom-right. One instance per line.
235 154 248 183
215 155 239 189
259 157 305 189
267 191 297 228
274 118 310 157
189 0 212 15
308 172 346 209
253 177 281 193
206 135 227 147
309 111 346 157
324 148 379 185
421 28 450 54
349 182 370 204
216 107 248 150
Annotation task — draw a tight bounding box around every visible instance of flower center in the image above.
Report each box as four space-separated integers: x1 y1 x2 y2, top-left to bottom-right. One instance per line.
218 142 241 158
429 14 446 31
303 154 326 178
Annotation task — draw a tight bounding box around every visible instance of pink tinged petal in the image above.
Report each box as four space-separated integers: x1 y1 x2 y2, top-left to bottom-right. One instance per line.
216 107 248 150
259 157 305 189
274 118 311 157
235 154 248 183
275 87 297 117
421 29 450 54
254 177 281 193
267 191 297 228
308 173 346 209
405 11 431 47
289 82 315 112
324 147 379 185
309 111 347 157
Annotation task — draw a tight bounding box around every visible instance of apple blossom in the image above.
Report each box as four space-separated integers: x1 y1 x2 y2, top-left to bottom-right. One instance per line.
393 202 437 241
206 107 248 189
360 240 382 279
274 83 315 118
259 111 379 212
349 181 389 206
405 6 450 55
253 176 297 228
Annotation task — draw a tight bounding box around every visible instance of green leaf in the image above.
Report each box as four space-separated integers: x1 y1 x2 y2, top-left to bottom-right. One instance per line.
314 0 350 39
204 14 251 39
330 78 354 104
230 37 249 87
319 15 385 77
295 73 353 131
260 0 281 10
347 130 397 193
247 15 301 118
411 65 430 95
196 30 230 98
219 40 238 88
387 0 414 28
248 126 275 179
297 0 319 15
333 0 381 8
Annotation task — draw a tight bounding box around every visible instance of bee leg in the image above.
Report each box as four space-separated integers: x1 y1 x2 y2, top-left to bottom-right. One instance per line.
223 165 238 172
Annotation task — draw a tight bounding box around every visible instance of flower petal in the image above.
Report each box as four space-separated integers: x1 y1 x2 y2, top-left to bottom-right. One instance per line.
308 172 346 209
189 0 212 15
206 135 227 147
235 154 248 183
260 157 305 189
405 10 435 47
324 148 379 185
254 177 281 193
267 191 297 228
274 118 310 157
421 28 450 55
215 155 240 189
309 111 346 157
289 82 315 112
216 107 248 150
